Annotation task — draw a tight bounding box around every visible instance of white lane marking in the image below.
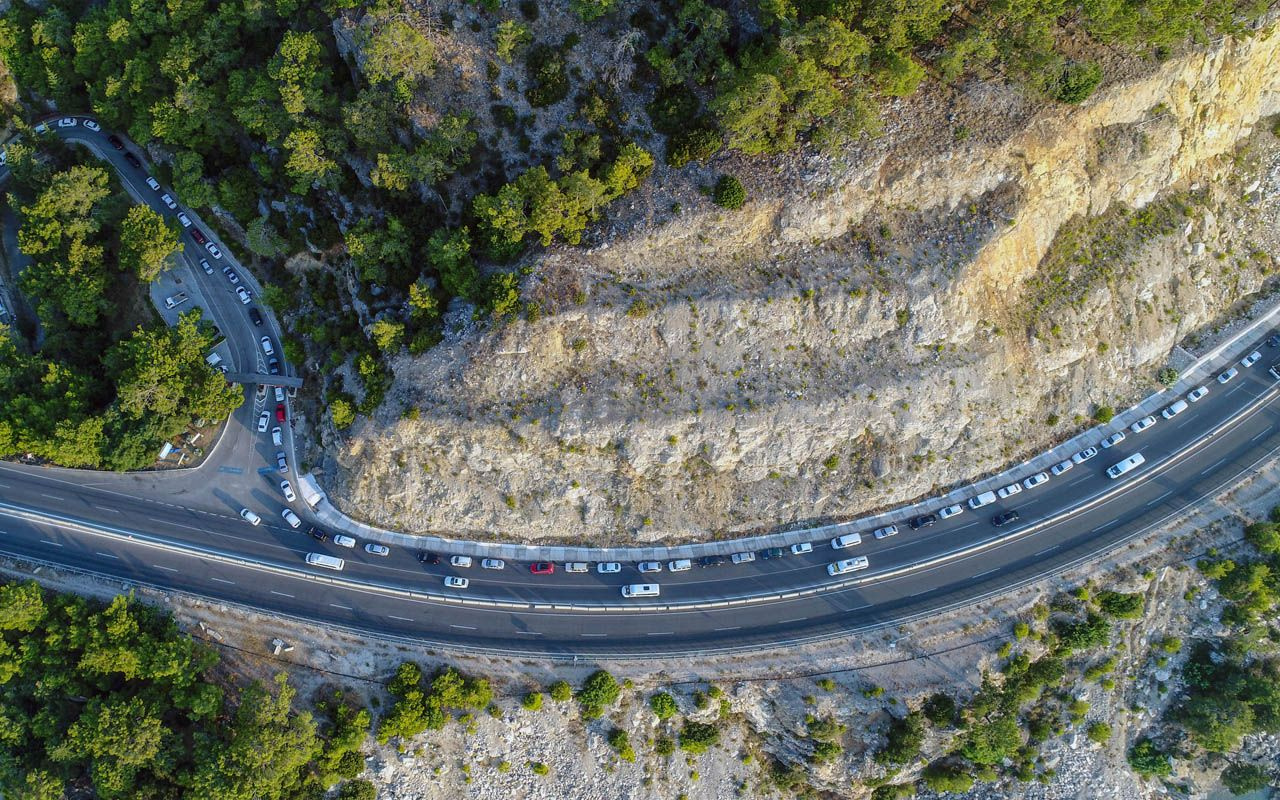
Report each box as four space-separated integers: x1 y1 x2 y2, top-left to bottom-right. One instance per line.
388 615 413 622
0 482 10 488
515 631 542 635
1175 417 1195 430
1200 457 1228 476
95 551 118 559
781 617 808 624
1251 430 1271 443
1145 491 1173 507
93 505 120 513
646 631 674 636
1090 522 1114 534
450 624 477 630
714 626 741 632
40 539 64 547
152 564 179 572
580 633 608 637
40 493 61 500
951 521 979 532
269 590 294 598
210 577 235 585
328 603 353 610
973 568 999 578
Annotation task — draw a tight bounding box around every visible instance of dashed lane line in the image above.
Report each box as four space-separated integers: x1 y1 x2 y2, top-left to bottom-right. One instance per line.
210 577 235 585
94 506 120 513
388 615 413 622
152 564 179 572
450 624 477 631
40 494 61 501
515 631 542 635
646 631 674 636
1090 522 1115 534
1200 457 1228 476
40 540 63 547
1145 491 1173 507
269 590 294 598
714 626 741 632
95 552 118 559
328 603 353 610
580 633 607 637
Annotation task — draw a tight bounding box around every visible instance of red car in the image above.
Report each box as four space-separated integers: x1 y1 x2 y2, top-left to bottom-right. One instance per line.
530 562 555 575
275 403 286 422
190 228 207 245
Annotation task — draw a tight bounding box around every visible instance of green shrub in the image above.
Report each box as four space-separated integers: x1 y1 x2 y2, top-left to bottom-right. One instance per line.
1221 763 1270 795
1097 590 1144 619
1127 738 1171 778
649 692 678 719
921 761 974 793
1056 61 1103 104
711 175 746 210
875 711 924 765
576 670 621 718
1092 405 1115 423
1086 722 1111 744
524 44 569 107
548 680 572 702
654 735 676 756
607 727 635 761
678 721 720 754
809 740 843 763
1013 621 1030 639
666 125 722 168
816 677 836 691
521 691 543 711
1157 367 1179 386
529 760 550 776
922 693 957 727
336 779 377 800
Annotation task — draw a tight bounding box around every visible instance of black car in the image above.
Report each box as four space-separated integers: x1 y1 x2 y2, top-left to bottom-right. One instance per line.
268 357 281 375
909 514 937 530
248 307 264 327
698 554 728 568
307 526 327 541
759 547 785 560
417 551 441 565
1268 334 1280 348
107 134 124 150
992 510 1021 527
123 152 142 168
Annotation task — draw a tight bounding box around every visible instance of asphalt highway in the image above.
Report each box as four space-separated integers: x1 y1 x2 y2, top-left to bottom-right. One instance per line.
2 117 1280 657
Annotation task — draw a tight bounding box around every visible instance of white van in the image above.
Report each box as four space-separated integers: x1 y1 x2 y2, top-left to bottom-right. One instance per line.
828 556 869 576
968 490 997 510
1106 452 1146 479
163 292 188 309
205 351 223 368
622 583 660 598
332 534 356 548
305 552 344 571
831 532 862 550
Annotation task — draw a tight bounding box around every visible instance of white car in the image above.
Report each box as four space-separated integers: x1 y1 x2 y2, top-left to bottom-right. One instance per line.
1049 460 1074 476
177 212 192 227
831 533 863 550
565 562 588 573
365 543 390 556
445 576 469 589
872 525 898 540
57 117 77 128
939 504 964 519
1162 399 1188 419
83 120 100 131
638 561 662 573
274 386 285 403
730 551 755 564
597 562 621 574
668 559 692 572
256 411 269 432
481 558 505 570
1241 351 1262 368
1072 446 1099 464
828 556 869 576
279 479 296 502
281 508 301 528
1129 416 1157 433
206 242 223 259
790 542 814 555
271 426 283 446
1218 367 1239 384
996 482 1022 499
236 286 252 304
1022 472 1050 489
160 193 177 209
145 177 161 191
239 508 261 526
199 258 213 275
1187 385 1209 402
222 266 239 284
33 122 49 134
450 555 473 568
260 336 274 355
1099 431 1126 448
334 534 357 548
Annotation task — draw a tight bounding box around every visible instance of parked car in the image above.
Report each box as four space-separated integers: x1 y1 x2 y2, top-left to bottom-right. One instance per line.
200 258 213 275
565 562 589 573
909 514 937 530
275 403 286 422
281 508 301 528
481 558 505 570
1241 351 1262 367
638 561 663 573
1162 399 1189 419
872 525 898 540
279 479 295 502
996 482 1022 499
308 526 328 541
257 411 269 432
759 547 785 560
271 426 283 447
205 242 222 259
236 286 252 304
444 576 469 589
160 193 177 209
239 508 261 526
1071 446 1099 464
163 292 188 309
248 307 263 326
123 152 142 168
417 551 441 565
731 551 756 564
828 556 869 576
222 267 240 284
365 543 390 556
146 177 161 191
1022 472 1050 489
992 510 1020 527
1129 415 1157 433
333 535 356 548
275 451 288 473
268 357 280 375
83 120 101 131
274 387 285 403
698 554 728 567
190 228 207 245
668 559 692 572
57 117 77 128
831 533 863 549
938 504 964 519
530 561 555 574
1099 431 1126 448
260 336 274 355
790 542 814 555
1050 459 1074 476
450 555 473 568
1187 385 1209 402
597 562 621 574
177 212 192 227
1218 367 1239 384
107 134 124 150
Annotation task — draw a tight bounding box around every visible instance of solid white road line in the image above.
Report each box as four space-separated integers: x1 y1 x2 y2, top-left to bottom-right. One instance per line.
1200 457 1228 476
1252 430 1271 443
580 633 607 637
714 626 741 632
449 624 477 630
269 590 294 598
40 494 61 501
94 506 121 513
152 564 179 572
1089 522 1115 534
95 551 118 559
40 540 64 547
515 630 543 635
388 615 413 622
646 631 674 636
210 577 235 585
328 603 353 610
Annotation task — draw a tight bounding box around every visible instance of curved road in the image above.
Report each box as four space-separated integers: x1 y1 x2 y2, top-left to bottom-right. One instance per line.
1 118 1278 657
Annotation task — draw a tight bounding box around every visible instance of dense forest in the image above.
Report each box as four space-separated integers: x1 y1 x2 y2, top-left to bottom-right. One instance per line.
0 140 241 468
0 580 373 800
0 0 1269 432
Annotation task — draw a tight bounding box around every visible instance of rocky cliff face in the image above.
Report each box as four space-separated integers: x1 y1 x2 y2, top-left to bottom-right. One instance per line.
317 25 1280 544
